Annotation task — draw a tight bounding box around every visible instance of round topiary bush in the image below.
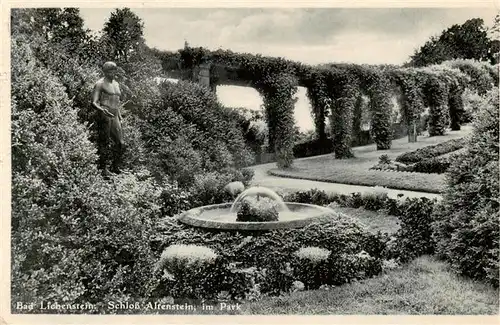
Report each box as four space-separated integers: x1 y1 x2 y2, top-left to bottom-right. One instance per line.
291 247 331 289
156 244 218 274
154 244 241 299
236 196 280 222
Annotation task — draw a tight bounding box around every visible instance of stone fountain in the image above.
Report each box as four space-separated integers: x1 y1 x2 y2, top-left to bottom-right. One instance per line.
178 186 334 230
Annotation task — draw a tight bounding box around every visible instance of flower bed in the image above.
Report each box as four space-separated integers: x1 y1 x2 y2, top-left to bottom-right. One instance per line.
371 148 466 174
395 138 467 164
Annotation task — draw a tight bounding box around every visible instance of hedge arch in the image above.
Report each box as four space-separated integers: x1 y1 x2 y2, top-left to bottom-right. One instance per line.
174 46 301 168
430 65 469 131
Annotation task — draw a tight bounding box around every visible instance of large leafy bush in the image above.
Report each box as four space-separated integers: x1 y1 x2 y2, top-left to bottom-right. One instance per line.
432 88 499 287
11 37 162 311
159 81 254 168
140 80 254 186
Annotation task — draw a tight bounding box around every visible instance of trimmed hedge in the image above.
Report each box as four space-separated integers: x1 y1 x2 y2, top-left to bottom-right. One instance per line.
411 156 451 174
395 138 467 164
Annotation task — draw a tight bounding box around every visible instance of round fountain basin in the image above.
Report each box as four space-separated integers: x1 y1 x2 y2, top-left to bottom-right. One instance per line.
177 202 335 230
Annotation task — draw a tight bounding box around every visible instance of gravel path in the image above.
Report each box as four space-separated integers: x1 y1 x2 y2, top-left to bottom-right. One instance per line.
249 163 443 200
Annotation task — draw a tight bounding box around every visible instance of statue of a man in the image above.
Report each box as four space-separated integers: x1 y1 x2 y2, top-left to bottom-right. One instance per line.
91 61 130 177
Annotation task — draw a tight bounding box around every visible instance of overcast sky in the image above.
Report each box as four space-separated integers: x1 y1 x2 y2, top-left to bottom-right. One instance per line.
78 8 497 131
80 8 496 65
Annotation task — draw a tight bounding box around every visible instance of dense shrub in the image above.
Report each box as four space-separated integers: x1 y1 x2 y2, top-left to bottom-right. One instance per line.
291 247 332 289
284 188 335 206
293 137 334 158
159 182 193 217
444 60 495 95
159 81 254 167
11 38 162 310
187 170 254 207
284 187 392 212
378 154 391 165
388 197 438 263
224 107 266 156
291 246 382 290
461 88 484 123
360 187 390 211
432 88 499 287
139 80 254 186
372 150 462 174
283 188 440 262
395 138 467 164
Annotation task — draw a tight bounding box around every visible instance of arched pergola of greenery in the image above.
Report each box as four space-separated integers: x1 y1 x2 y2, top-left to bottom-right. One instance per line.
156 46 498 166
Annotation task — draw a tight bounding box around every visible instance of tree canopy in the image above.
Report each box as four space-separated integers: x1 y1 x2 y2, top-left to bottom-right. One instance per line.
408 18 497 66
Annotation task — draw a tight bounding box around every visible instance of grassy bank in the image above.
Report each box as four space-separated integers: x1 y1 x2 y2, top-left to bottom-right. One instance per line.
240 256 499 315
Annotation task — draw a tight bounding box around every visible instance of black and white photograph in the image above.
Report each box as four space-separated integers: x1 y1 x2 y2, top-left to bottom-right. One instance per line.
2 2 500 323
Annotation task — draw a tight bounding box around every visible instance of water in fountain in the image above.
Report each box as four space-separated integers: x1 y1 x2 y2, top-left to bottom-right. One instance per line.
229 186 289 214
178 186 334 229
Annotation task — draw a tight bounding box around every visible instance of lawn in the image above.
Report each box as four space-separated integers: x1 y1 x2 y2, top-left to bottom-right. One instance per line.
269 126 472 193
333 206 400 234
239 255 499 315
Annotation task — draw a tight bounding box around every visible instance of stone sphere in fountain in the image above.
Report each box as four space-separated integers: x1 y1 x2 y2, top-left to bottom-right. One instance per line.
178 186 334 230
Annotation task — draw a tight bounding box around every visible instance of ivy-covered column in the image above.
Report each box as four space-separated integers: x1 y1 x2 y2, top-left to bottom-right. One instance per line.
327 71 357 159
368 72 393 150
305 71 328 142
351 93 364 145
254 73 298 168
424 75 448 136
447 83 464 131
394 71 424 143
